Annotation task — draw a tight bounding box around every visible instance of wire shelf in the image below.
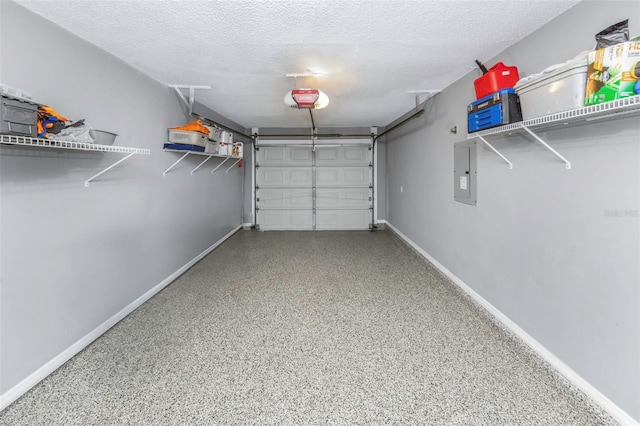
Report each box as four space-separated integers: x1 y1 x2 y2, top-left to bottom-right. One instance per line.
162 148 243 175
163 148 240 159
0 134 150 154
0 134 151 186
468 95 640 139
467 95 640 168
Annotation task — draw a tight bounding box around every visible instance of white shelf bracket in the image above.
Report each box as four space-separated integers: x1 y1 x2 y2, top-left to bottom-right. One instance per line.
85 152 137 187
169 84 211 115
226 158 242 173
474 134 513 169
521 125 571 169
211 156 231 173
191 155 213 175
163 151 191 176
406 90 441 110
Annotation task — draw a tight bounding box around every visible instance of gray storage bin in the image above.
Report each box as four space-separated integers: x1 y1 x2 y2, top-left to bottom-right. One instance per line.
1 97 38 136
168 129 207 146
515 61 587 120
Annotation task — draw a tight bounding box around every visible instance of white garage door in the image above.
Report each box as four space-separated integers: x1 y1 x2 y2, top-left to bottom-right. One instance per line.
256 141 372 231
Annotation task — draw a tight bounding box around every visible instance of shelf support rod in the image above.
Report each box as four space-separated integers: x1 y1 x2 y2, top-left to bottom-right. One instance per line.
226 158 242 173
85 152 137 187
191 155 213 175
211 156 231 173
475 135 513 169
521 125 571 169
169 84 211 116
163 151 191 176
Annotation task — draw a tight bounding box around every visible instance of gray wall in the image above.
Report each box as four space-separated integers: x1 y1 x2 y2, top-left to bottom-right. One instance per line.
0 2 243 394
385 1 640 421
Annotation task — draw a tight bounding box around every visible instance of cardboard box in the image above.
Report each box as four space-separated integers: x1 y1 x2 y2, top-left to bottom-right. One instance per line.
585 38 640 105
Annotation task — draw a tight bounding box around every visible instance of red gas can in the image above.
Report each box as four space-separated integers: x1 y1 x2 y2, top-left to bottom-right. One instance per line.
474 62 520 100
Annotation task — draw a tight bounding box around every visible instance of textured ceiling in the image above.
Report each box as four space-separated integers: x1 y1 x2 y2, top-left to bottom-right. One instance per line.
15 0 580 129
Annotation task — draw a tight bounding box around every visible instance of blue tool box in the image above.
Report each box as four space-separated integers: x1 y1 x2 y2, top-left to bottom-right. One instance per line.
163 143 205 152
467 88 522 133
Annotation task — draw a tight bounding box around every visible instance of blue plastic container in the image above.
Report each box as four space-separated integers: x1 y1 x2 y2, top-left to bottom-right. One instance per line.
467 88 522 133
163 143 205 152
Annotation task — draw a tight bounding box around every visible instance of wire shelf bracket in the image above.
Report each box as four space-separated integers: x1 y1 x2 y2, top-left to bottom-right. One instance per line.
85 152 137 186
521 125 571 169
163 151 193 176
169 84 211 115
191 155 214 175
211 156 231 173
226 158 242 173
473 134 513 169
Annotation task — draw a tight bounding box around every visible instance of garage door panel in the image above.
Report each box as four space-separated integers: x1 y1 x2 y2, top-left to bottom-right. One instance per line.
316 188 370 209
315 146 369 166
316 210 371 230
315 148 338 162
263 147 285 162
316 167 371 187
257 167 312 187
257 210 313 231
344 146 369 162
257 188 312 209
258 147 312 166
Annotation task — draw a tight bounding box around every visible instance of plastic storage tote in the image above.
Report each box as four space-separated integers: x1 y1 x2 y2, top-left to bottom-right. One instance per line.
515 61 587 120
168 129 207 147
1 97 38 136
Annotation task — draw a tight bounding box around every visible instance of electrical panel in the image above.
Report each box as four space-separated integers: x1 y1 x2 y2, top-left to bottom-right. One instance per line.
454 140 477 205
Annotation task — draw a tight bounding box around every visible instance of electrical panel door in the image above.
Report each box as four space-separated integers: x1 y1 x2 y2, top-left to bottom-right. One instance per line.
454 141 477 205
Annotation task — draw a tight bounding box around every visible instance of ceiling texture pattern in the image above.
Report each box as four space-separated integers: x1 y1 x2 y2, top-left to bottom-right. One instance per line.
15 0 580 128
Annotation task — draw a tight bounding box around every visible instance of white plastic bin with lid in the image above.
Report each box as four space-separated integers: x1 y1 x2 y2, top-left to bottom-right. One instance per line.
168 129 207 147
515 56 588 120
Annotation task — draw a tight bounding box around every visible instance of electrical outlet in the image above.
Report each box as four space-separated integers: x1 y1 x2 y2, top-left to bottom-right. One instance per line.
400 186 404 193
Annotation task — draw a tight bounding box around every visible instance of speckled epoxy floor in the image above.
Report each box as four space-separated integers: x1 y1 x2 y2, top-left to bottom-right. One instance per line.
0 230 616 425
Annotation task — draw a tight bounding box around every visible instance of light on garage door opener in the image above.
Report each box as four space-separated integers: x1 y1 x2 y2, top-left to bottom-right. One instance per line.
284 88 330 109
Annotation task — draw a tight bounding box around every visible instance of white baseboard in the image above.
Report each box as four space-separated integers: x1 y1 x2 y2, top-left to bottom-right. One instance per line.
0 225 242 412
375 219 387 224
385 221 638 426
242 222 252 229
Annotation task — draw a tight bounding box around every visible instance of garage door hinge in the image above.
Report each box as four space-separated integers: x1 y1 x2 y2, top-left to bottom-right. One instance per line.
256 197 260 202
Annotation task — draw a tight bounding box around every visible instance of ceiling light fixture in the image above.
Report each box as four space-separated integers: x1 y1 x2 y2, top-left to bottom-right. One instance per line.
284 88 330 109
285 72 324 78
